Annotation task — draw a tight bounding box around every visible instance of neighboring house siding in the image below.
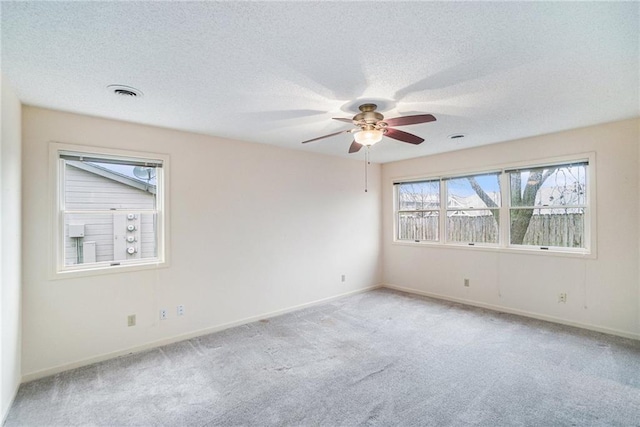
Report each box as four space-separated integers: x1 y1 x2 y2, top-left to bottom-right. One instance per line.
65 165 155 210
138 215 156 259
64 165 156 265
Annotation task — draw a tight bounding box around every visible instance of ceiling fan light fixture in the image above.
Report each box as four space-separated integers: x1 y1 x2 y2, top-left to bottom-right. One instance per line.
354 129 383 146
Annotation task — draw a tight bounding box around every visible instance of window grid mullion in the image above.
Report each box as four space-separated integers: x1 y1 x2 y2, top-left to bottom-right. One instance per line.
63 209 159 214
499 171 509 247
509 205 587 210
445 208 501 212
442 174 449 246
397 209 440 214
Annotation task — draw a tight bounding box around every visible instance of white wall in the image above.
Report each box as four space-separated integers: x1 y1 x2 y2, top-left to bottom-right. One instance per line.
1 76 22 421
382 119 640 339
21 106 382 379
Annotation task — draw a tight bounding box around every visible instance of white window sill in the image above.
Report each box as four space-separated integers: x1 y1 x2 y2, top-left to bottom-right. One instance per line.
51 259 168 280
391 240 595 259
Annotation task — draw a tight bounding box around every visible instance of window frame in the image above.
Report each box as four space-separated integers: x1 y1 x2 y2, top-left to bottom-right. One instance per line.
395 178 442 243
506 161 589 252
392 153 596 258
444 172 502 247
50 142 170 278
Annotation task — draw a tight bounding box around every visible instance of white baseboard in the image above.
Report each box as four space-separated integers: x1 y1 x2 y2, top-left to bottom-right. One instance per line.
23 282 636 383
382 284 640 341
22 285 382 383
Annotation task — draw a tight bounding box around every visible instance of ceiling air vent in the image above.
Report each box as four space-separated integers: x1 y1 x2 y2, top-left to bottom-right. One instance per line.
107 85 143 98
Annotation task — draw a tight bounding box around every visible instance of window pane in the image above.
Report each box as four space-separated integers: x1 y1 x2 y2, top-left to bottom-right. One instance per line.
510 164 586 207
398 181 439 210
447 210 499 244
64 160 157 210
447 173 501 208
398 211 439 241
64 212 158 266
510 208 584 247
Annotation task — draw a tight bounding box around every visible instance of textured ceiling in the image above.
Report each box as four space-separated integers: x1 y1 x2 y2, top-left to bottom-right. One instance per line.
2 2 638 163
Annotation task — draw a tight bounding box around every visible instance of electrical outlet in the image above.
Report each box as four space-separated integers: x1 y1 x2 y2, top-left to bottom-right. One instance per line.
127 314 136 327
177 305 185 316
558 293 567 303
160 309 168 320
341 274 346 283
464 278 470 287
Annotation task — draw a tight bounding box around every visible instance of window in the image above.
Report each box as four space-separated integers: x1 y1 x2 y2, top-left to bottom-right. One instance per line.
445 172 500 245
507 162 587 249
53 144 168 274
393 155 592 255
396 180 440 242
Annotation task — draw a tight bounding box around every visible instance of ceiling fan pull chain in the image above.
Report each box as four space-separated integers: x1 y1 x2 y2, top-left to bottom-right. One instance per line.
364 147 370 193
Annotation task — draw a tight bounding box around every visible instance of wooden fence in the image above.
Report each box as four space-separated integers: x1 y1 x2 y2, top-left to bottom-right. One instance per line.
398 213 583 247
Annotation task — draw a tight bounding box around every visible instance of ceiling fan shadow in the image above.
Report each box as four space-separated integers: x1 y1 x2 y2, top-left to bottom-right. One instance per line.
394 55 525 101
395 110 465 120
242 109 328 121
271 48 368 101
397 102 486 121
300 66 365 101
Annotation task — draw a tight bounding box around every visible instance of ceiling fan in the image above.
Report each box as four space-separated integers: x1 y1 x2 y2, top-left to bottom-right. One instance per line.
301 103 436 153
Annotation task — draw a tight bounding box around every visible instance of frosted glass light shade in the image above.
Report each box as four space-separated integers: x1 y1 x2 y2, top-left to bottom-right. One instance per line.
354 129 383 146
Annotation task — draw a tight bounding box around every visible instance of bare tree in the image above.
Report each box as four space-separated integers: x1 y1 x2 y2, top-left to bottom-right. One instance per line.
507 169 556 244
466 176 500 226
467 168 557 244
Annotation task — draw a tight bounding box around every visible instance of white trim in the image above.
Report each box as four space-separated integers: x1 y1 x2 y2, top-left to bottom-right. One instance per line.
51 260 169 280
48 141 171 279
21 285 382 382
58 147 165 166
586 153 597 257
390 239 594 259
499 170 509 247
382 284 639 341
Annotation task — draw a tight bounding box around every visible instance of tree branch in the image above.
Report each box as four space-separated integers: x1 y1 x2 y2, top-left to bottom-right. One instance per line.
467 177 498 208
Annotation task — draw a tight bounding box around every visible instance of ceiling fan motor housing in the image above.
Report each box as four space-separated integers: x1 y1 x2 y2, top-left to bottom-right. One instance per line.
354 104 384 128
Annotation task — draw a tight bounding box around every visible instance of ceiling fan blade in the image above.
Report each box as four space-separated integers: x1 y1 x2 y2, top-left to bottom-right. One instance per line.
348 141 363 153
384 128 425 145
385 114 436 127
332 117 354 123
301 129 350 144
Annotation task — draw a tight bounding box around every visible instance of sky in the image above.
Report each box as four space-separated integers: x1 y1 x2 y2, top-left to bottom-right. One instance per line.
399 164 587 207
